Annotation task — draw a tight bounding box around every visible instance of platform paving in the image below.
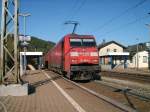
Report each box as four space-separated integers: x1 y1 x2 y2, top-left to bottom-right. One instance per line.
0 70 124 112
0 70 77 112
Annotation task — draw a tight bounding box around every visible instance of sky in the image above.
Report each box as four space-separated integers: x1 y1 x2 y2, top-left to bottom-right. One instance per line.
0 0 150 46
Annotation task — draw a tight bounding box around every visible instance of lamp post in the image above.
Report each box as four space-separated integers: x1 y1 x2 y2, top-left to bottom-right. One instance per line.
19 13 31 75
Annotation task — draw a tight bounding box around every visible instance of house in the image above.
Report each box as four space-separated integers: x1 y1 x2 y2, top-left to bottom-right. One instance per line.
126 42 149 69
128 51 148 68
98 41 129 71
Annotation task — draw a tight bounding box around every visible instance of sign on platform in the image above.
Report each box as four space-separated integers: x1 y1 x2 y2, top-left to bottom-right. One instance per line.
19 35 31 41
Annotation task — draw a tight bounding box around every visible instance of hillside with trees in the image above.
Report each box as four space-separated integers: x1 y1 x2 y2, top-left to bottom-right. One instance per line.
27 36 55 52
0 34 55 53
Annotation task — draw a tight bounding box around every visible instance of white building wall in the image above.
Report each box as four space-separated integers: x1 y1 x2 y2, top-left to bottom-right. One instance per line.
98 42 129 70
129 51 148 68
99 43 123 56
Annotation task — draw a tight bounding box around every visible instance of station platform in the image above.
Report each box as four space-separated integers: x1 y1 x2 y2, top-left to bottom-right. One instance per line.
0 70 125 112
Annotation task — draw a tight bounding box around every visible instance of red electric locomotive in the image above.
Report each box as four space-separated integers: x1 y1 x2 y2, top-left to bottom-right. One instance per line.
45 34 100 80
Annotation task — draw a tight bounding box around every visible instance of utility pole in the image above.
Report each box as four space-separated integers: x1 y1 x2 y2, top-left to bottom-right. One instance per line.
145 12 150 71
146 42 150 70
19 13 31 75
64 21 79 34
145 23 150 70
0 0 20 84
136 38 139 70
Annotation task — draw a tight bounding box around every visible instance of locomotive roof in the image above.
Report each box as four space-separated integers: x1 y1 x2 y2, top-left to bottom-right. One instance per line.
45 33 96 54
64 33 95 38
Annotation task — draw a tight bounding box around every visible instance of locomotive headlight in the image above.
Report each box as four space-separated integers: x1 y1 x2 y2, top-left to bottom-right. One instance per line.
90 52 98 56
70 52 79 56
93 59 98 62
71 59 77 63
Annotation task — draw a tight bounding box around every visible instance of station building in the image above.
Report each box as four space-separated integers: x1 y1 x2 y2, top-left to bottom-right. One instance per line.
98 41 129 71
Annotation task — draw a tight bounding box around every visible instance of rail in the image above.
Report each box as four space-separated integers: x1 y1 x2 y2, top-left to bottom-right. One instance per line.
102 71 150 83
95 80 150 102
61 76 137 112
0 101 7 112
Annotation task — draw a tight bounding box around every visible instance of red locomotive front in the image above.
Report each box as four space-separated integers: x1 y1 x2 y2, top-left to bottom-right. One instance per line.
45 34 100 80
64 34 100 80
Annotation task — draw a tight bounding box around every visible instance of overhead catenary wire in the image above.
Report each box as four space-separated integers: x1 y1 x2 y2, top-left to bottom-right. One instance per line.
65 0 80 21
57 0 85 33
92 0 148 33
55 0 81 40
69 0 87 20
97 14 150 38
58 0 87 36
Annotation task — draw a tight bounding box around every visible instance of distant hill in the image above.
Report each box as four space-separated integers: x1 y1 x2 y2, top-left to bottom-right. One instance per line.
27 36 55 52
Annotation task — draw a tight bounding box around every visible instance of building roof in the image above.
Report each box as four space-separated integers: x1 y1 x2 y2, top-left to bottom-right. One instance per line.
127 42 149 52
126 42 149 57
98 41 126 50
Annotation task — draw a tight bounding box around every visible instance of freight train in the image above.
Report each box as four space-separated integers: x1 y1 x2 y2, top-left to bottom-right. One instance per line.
44 34 100 80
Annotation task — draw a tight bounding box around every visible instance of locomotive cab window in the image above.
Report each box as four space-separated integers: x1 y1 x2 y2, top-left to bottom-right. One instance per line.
70 38 96 47
70 39 82 46
82 39 96 47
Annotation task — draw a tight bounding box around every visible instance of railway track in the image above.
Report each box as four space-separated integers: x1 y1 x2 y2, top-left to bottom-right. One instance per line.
45 70 136 112
94 80 150 102
61 76 136 112
101 71 150 83
46 70 150 112
78 80 150 112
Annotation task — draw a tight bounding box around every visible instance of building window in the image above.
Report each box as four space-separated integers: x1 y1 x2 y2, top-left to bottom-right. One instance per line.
143 56 147 63
114 49 117 52
107 48 110 52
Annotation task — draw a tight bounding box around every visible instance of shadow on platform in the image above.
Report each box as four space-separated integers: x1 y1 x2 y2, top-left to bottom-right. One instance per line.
28 75 61 95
